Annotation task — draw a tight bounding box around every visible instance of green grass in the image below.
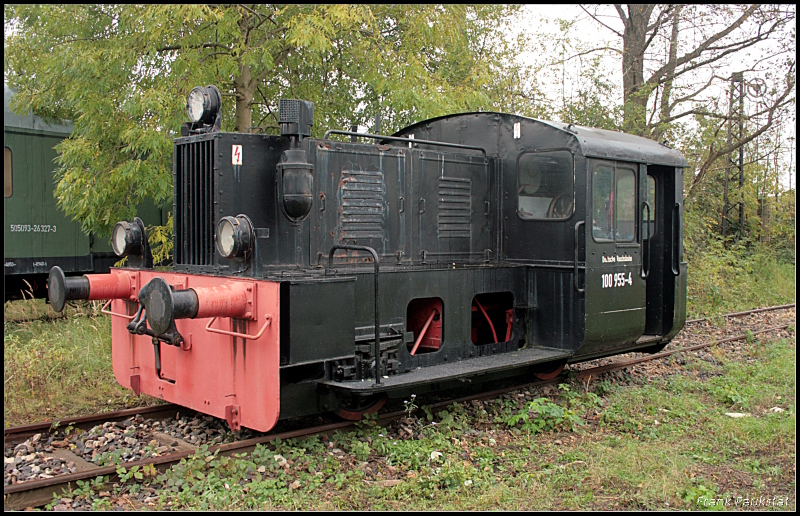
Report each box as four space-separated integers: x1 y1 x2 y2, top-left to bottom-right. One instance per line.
685 239 795 319
49 334 794 511
3 299 162 426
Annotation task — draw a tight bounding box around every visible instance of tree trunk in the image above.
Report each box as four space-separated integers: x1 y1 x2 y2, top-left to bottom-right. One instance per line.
654 6 681 142
233 64 255 133
233 13 254 133
618 5 654 136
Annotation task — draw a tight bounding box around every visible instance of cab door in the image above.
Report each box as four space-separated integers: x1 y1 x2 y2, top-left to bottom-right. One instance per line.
581 160 646 355
643 165 686 337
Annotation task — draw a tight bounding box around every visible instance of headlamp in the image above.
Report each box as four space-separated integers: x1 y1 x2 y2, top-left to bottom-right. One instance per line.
216 215 253 259
186 85 222 125
112 220 144 257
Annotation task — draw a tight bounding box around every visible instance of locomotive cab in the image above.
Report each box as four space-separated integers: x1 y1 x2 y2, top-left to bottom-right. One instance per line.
48 88 687 431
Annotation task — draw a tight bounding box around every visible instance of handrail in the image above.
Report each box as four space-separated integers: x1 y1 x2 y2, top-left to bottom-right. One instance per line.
671 204 681 276
328 245 382 385
100 299 137 320
205 315 272 341
322 130 487 156
641 202 651 279
574 220 585 293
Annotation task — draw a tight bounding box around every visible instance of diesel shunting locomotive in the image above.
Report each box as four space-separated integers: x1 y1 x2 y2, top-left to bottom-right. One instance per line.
48 85 687 431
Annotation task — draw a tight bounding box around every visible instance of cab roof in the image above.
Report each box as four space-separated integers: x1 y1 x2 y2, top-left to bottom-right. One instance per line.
394 111 688 168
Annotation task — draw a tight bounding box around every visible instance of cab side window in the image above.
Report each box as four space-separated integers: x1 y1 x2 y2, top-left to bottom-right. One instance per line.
592 165 614 240
616 168 636 242
592 162 636 243
517 150 574 220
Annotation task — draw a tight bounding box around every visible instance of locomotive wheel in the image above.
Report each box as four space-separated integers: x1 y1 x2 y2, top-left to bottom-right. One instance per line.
333 394 388 421
532 359 567 381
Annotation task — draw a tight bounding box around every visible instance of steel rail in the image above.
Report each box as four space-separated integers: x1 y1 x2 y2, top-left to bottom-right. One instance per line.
573 324 790 380
4 303 794 508
4 404 183 447
685 303 794 324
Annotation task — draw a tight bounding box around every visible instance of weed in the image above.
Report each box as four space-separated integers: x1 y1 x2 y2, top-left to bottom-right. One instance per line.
504 397 583 434
593 379 615 397
681 482 727 511
92 497 114 511
116 463 158 482
403 394 418 415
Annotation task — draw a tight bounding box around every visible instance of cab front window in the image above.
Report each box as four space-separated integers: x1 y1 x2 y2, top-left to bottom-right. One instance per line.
517 150 574 220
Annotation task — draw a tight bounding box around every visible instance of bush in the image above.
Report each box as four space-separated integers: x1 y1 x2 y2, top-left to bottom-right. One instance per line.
683 207 795 318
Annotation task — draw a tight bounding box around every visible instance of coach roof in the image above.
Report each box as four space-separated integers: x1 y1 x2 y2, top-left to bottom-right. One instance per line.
4 84 73 136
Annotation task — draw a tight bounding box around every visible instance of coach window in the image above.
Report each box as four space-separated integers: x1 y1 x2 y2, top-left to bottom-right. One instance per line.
517 150 574 220
592 162 636 242
4 147 11 198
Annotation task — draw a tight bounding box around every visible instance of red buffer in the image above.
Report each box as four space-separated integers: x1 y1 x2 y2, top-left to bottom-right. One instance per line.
51 267 281 432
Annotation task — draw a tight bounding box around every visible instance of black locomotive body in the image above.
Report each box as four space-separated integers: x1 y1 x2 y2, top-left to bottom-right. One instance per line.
49 95 687 431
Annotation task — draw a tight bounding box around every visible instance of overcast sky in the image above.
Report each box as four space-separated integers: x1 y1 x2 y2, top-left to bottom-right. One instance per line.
518 5 796 189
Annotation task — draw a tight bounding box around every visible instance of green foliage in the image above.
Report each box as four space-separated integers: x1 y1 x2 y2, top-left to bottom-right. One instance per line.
683 206 795 318
681 108 796 273
555 54 622 130
501 385 599 435
147 212 173 266
117 463 158 482
5 4 530 246
505 397 572 434
404 394 418 416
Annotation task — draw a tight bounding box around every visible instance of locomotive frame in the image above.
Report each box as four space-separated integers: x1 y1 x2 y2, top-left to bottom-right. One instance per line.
49 91 687 432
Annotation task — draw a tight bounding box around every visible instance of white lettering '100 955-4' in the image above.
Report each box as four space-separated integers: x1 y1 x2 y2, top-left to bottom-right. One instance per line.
601 272 632 288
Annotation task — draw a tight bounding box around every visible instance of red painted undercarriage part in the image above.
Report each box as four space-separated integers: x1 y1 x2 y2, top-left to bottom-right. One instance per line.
471 293 514 345
406 298 443 354
97 269 280 432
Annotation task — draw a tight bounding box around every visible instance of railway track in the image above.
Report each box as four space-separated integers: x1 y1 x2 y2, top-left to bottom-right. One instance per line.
4 303 794 509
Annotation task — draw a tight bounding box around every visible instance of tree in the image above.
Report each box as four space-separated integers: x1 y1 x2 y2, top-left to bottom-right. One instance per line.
4 4 525 237
572 5 795 202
